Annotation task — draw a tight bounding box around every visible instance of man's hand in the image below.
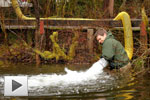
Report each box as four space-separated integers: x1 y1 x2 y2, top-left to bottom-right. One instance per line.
97 58 108 68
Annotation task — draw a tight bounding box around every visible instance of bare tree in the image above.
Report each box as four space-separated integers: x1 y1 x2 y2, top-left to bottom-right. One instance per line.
103 0 114 17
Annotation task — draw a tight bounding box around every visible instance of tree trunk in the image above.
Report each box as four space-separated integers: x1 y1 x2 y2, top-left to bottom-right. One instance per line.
103 0 109 10
103 0 114 17
108 0 114 17
33 0 41 65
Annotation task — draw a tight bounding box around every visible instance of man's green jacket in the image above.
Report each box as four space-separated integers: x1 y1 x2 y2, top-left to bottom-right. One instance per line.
102 31 129 69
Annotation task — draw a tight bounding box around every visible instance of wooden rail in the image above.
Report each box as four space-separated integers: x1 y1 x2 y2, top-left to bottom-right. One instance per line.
0 19 148 55
1 19 143 29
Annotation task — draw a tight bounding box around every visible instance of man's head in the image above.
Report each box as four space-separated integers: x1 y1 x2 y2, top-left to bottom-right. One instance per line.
95 28 107 44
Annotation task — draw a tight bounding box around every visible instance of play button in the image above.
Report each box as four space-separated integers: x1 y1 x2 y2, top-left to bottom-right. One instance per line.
12 80 22 92
4 76 28 96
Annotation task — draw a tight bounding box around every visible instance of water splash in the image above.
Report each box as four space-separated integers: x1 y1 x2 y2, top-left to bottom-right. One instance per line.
0 60 114 96
28 60 109 88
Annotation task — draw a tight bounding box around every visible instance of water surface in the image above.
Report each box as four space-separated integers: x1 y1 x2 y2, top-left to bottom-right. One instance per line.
0 62 149 100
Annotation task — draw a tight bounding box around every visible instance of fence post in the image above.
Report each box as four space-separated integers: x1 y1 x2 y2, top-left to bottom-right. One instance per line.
87 29 94 54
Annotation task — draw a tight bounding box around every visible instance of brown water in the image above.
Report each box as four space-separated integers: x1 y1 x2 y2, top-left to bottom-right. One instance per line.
0 63 150 100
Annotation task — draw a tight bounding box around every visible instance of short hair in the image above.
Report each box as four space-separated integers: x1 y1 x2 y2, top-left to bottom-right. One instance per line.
94 28 107 37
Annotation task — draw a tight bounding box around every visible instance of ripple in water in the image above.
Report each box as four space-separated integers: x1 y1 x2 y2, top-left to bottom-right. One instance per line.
0 61 115 96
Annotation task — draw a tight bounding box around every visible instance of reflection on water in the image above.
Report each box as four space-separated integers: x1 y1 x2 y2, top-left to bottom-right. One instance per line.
0 62 150 100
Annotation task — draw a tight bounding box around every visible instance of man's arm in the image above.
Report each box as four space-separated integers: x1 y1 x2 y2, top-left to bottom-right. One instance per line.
102 39 115 60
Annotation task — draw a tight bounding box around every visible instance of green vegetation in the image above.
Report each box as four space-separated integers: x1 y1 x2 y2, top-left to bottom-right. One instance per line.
34 31 79 61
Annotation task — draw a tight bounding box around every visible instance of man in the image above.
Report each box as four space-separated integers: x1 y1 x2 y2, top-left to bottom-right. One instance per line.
95 28 130 71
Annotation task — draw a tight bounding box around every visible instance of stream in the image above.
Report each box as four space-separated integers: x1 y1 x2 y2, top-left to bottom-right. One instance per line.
0 62 149 100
